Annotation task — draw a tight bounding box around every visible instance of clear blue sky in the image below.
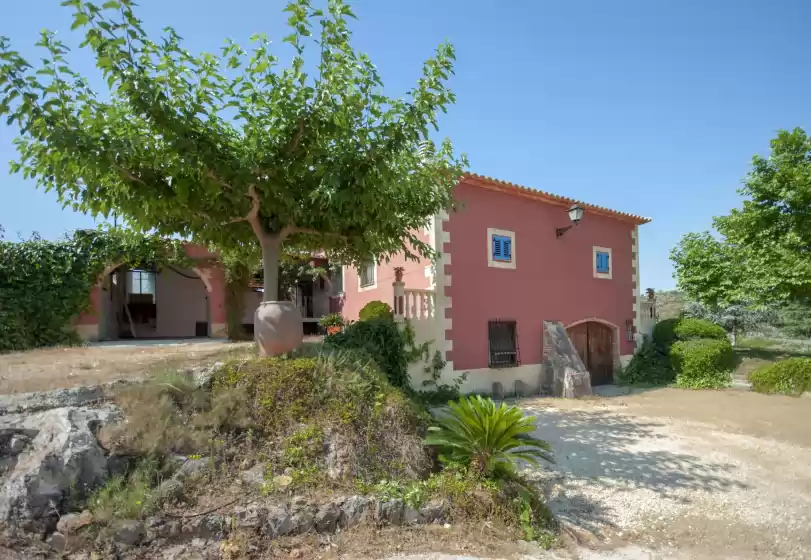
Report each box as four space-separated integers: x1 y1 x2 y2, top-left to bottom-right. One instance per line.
2 0 810 290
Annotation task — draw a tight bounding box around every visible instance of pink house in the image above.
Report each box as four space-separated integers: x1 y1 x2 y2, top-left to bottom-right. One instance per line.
340 174 650 394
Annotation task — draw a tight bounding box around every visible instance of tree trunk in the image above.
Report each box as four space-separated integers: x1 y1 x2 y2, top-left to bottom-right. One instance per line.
259 233 281 302
731 324 737 347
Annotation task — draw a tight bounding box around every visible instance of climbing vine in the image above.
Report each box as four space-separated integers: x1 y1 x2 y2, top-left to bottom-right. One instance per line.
0 228 191 353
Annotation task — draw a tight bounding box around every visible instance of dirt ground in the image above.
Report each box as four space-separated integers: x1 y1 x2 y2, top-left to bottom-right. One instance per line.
521 387 811 559
0 340 256 394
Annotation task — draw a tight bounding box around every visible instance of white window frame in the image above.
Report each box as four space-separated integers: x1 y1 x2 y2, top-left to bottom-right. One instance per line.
331 266 344 296
593 246 613 280
358 261 377 292
487 228 516 270
128 269 156 295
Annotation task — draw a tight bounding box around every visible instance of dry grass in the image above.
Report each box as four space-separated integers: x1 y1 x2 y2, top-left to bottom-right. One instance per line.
0 340 256 394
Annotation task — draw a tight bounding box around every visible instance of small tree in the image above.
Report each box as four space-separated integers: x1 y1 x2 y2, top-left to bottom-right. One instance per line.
0 0 465 309
671 129 811 307
682 301 774 346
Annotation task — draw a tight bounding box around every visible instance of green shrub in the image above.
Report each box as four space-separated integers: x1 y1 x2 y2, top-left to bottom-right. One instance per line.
88 460 161 525
673 317 726 341
652 318 679 349
670 339 734 389
323 317 409 389
425 396 553 479
617 340 675 386
358 300 393 322
750 358 811 396
319 312 345 327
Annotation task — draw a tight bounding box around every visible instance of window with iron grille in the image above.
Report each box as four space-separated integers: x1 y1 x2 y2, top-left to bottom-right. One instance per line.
359 261 376 288
488 320 519 368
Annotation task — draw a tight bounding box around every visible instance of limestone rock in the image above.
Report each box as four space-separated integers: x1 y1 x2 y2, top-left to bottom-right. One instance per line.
339 495 370 528
0 405 120 523
0 386 106 416
173 457 210 482
419 499 448 523
232 503 267 530
7 434 29 456
56 510 93 534
263 506 294 538
111 519 145 545
239 464 265 489
46 531 68 551
403 505 420 525
184 514 223 539
543 320 593 398
375 500 403 525
290 508 315 533
188 362 222 390
315 501 340 532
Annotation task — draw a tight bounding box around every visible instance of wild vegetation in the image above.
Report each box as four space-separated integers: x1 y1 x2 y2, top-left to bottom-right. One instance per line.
76 340 558 552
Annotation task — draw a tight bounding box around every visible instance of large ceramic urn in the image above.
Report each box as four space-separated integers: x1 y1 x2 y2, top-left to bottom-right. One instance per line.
254 301 303 356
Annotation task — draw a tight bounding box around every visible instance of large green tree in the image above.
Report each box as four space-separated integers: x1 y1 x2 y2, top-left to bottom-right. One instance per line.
671 128 811 306
0 0 466 301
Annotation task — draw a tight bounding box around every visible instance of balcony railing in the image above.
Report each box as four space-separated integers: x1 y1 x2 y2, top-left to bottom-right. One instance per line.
404 289 435 320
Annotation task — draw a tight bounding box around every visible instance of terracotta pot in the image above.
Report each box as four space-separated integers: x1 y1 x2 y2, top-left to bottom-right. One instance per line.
327 326 342 335
254 301 303 356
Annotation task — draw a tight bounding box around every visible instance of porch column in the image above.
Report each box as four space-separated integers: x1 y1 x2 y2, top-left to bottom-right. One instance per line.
75 284 102 341
393 281 405 323
198 263 228 338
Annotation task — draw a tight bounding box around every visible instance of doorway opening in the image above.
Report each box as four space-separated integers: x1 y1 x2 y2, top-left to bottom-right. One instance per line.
566 320 615 386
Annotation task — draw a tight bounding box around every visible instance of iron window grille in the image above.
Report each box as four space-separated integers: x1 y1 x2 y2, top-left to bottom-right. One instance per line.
488 319 520 368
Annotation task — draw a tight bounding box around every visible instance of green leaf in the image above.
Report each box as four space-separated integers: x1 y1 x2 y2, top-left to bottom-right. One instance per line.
102 0 121 8
71 13 89 30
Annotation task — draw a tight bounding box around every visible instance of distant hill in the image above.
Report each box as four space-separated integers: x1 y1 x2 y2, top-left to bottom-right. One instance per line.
654 290 685 320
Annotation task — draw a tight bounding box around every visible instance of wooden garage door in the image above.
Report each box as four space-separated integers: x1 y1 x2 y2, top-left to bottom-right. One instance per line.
566 322 614 386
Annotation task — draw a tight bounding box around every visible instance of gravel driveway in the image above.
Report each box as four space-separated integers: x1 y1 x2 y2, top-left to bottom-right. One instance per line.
520 388 811 559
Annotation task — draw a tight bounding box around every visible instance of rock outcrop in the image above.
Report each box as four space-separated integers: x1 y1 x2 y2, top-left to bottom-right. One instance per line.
0 405 120 527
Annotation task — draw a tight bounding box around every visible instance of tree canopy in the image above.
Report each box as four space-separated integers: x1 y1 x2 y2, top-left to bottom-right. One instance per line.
0 0 466 300
671 128 811 307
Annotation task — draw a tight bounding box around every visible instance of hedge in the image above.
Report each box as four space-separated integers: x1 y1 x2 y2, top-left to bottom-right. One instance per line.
670 339 734 389
618 340 675 386
651 318 679 349
673 317 726 341
749 358 811 396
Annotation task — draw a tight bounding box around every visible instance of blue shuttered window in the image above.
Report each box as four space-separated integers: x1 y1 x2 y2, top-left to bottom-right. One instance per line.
492 235 512 262
596 251 610 274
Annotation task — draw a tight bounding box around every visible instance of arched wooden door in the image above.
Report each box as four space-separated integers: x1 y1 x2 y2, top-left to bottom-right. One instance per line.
566 322 614 386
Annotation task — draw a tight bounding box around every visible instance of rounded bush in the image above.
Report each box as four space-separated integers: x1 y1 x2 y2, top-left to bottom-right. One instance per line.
323 317 409 389
358 300 394 322
749 358 811 396
618 340 675 386
652 318 679 348
673 317 726 341
670 339 734 389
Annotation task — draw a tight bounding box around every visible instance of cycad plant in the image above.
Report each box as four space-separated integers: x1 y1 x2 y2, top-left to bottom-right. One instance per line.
425 395 554 478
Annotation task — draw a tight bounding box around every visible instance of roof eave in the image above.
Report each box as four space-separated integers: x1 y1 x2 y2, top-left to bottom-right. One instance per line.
463 173 652 226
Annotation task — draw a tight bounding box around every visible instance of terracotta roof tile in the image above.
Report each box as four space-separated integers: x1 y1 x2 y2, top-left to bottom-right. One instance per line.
463 173 651 225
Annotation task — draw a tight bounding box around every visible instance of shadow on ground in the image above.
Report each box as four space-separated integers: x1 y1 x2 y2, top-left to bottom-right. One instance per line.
521 405 748 539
